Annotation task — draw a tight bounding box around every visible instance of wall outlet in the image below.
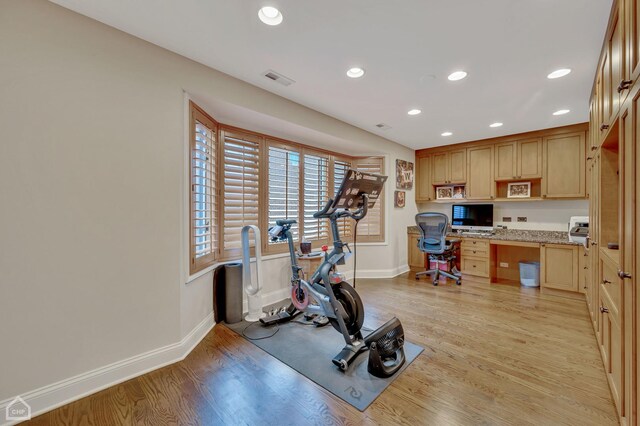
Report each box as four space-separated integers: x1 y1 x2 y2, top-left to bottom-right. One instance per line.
502 217 512 222
517 217 527 222
499 262 509 268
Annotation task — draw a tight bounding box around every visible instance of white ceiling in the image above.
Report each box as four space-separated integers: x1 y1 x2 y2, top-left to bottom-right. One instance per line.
50 0 612 150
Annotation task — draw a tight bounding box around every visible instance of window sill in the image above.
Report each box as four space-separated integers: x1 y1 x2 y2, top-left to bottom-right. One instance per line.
185 252 292 285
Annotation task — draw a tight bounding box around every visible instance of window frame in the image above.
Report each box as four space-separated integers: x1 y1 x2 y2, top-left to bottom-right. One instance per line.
188 102 387 263
189 102 220 274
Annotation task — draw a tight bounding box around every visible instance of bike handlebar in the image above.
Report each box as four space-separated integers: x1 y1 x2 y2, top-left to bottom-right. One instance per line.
313 198 333 218
312 194 369 221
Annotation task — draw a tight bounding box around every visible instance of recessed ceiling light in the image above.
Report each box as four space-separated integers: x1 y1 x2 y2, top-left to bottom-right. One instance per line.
441 132 453 137
547 68 571 79
489 122 503 128
447 71 468 81
346 67 365 78
553 109 570 116
407 109 422 116
258 6 283 26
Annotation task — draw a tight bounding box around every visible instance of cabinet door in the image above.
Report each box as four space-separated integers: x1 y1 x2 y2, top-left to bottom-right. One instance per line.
494 142 516 181
627 0 640 83
466 146 494 200
610 6 623 117
431 152 448 185
416 156 432 201
543 132 586 198
517 138 542 179
590 152 601 336
540 244 579 291
602 52 612 137
579 247 588 295
408 234 425 269
448 149 466 184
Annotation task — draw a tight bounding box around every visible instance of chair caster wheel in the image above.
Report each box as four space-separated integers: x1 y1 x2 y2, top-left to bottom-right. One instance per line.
456 280 461 286
433 281 438 286
415 275 419 280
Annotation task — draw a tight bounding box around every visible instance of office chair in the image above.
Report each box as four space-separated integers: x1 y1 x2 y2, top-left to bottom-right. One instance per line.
415 212 461 286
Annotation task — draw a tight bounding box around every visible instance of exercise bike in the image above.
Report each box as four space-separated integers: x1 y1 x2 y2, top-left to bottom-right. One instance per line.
261 169 387 371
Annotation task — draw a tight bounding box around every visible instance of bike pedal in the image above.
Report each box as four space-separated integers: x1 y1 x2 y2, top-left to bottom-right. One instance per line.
313 315 330 327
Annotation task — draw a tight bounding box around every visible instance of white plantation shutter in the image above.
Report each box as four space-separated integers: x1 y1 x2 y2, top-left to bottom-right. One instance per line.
354 157 385 242
268 143 300 245
189 104 218 273
333 158 353 241
221 129 261 258
302 153 330 242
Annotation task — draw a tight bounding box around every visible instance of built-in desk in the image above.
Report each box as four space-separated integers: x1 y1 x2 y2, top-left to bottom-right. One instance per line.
408 227 585 296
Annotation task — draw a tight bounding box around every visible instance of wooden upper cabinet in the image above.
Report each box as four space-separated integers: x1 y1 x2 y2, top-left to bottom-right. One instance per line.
415 155 433 202
431 149 466 185
610 5 623 117
466 146 494 200
627 0 640 83
494 142 517 181
431 152 448 185
494 138 542 180
518 138 542 179
448 149 466 184
543 132 586 198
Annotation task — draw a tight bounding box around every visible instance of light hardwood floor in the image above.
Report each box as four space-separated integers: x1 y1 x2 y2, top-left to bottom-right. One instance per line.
27 274 618 425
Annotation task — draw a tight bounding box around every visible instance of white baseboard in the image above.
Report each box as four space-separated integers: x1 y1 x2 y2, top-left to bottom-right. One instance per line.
0 313 215 426
342 264 410 281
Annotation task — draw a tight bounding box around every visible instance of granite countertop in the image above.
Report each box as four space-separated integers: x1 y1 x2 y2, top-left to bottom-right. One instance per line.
407 226 582 246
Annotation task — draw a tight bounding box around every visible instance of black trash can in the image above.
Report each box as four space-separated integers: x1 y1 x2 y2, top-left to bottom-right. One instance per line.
224 263 243 324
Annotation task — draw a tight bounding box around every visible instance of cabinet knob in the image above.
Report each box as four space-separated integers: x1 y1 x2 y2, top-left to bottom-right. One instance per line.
600 306 609 314
617 79 633 93
618 270 632 279
602 279 611 285
600 124 609 131
591 240 598 246
591 146 597 151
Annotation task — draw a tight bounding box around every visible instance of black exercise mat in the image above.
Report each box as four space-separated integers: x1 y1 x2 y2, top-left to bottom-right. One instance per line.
224 317 423 411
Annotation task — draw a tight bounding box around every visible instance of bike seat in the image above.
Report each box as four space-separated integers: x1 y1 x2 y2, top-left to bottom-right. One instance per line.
276 219 297 226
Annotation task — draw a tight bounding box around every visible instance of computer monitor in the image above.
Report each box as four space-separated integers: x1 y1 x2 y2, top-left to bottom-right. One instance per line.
451 204 494 231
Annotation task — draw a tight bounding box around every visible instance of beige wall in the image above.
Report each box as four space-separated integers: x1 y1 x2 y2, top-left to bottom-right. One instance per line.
0 0 417 402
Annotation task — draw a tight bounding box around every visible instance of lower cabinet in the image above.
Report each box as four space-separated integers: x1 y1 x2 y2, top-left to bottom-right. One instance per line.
408 232 425 269
600 293 624 415
540 244 579 292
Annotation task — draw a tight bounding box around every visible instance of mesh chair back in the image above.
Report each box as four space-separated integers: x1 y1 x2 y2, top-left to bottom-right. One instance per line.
415 212 448 254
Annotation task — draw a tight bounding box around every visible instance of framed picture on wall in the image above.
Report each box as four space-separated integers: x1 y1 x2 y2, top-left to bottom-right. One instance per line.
394 190 406 208
395 159 414 190
507 181 531 198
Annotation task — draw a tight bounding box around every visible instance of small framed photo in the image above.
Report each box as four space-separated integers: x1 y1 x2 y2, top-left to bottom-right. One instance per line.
394 190 406 208
452 185 465 199
395 159 414 190
507 182 531 198
436 186 454 200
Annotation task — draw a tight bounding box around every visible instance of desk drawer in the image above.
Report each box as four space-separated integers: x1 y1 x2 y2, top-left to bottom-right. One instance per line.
461 256 489 277
461 239 490 251
461 246 489 258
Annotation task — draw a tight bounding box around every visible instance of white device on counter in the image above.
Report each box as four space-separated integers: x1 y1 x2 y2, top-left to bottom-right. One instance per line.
568 216 589 245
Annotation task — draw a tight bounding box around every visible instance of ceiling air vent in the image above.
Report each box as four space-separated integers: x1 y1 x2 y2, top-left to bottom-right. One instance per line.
263 70 295 87
375 123 392 130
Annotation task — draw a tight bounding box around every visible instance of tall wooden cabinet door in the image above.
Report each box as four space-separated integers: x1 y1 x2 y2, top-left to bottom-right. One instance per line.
620 102 635 424
494 142 516 181
540 244 579 291
602 53 612 138
431 152 448 185
542 132 586 198
517 138 543 179
449 149 466 184
591 152 601 337
626 0 640 83
416 156 432 201
610 5 623 116
466 146 494 200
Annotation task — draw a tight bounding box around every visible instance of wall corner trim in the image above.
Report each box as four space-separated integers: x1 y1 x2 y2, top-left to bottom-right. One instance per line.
0 313 215 425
